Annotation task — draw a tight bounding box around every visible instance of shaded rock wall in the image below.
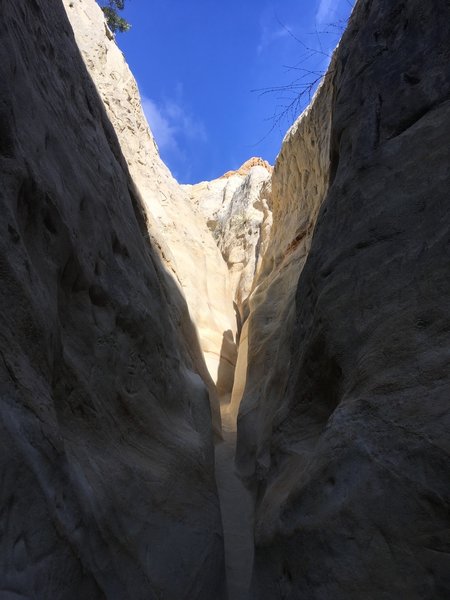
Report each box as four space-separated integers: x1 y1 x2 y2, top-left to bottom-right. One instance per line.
0 1 226 598
63 0 237 411
233 0 450 598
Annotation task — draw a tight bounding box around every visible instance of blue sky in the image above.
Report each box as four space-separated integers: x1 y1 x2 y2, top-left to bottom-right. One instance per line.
114 0 355 183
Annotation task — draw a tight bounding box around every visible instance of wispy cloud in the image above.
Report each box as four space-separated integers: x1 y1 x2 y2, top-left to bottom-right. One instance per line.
141 92 207 155
257 4 295 55
257 24 290 54
316 0 338 25
142 97 177 151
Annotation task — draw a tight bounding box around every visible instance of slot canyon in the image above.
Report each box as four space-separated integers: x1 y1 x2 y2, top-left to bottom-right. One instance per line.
0 0 449 599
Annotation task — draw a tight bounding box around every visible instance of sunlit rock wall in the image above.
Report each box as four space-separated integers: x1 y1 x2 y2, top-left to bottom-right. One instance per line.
63 0 237 411
0 1 226 598
185 159 272 324
229 73 334 429
235 0 450 598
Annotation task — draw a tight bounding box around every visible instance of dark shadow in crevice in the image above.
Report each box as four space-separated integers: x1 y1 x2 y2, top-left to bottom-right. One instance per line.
216 329 237 405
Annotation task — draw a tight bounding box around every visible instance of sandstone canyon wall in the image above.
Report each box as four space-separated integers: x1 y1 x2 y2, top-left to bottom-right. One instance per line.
232 1 450 598
185 158 273 322
0 1 226 598
63 0 237 413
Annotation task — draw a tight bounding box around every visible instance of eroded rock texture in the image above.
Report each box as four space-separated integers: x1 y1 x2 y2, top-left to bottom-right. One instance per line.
234 1 450 598
230 75 333 431
0 1 225 598
63 0 237 414
185 159 272 324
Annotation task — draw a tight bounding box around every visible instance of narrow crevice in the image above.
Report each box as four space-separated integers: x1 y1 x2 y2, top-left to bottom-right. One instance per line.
214 280 259 599
215 386 255 600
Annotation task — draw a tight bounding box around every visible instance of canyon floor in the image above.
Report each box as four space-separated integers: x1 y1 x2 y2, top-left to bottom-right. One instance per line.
215 398 255 600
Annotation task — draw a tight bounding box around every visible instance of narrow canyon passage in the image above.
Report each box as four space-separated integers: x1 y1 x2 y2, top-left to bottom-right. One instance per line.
215 398 254 600
2 1 449 599
184 160 273 599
